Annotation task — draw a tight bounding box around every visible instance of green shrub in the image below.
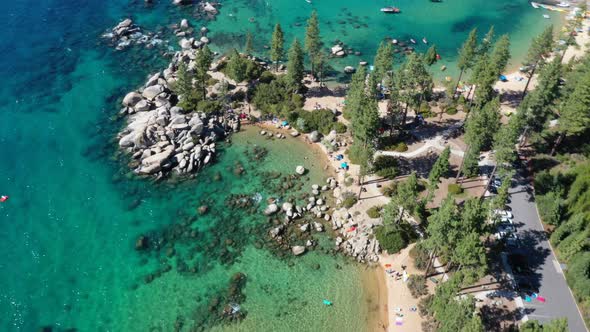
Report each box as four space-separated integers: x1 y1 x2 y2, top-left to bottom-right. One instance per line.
375 225 408 254
344 176 354 187
366 205 383 218
381 183 397 197
294 109 336 135
418 102 436 118
394 142 408 152
409 243 430 271
537 191 563 225
407 274 429 298
259 71 276 84
448 183 463 195
207 77 219 86
566 252 590 300
333 122 347 134
197 100 222 114
373 155 398 179
341 192 358 208
445 107 458 115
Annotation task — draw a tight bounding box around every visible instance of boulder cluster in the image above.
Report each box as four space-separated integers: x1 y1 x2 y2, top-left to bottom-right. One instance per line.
265 173 381 263
117 49 239 178
101 18 164 51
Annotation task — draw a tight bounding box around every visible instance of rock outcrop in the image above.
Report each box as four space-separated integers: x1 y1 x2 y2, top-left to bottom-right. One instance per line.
117 48 240 178
101 18 165 51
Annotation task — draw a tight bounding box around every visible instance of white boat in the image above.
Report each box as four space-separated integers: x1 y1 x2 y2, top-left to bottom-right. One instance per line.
422 37 428 44
543 14 550 19
531 2 540 8
392 39 398 44
410 38 416 44
557 2 570 7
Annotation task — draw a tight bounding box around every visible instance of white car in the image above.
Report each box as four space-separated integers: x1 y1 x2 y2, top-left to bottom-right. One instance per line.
500 216 513 224
494 209 513 219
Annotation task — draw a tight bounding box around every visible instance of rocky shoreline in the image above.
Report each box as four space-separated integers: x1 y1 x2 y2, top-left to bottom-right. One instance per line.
255 127 381 264
117 47 239 179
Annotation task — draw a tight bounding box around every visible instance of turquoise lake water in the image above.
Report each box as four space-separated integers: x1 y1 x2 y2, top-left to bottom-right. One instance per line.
0 0 558 331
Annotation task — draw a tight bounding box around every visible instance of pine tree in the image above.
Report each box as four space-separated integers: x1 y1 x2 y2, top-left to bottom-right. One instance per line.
461 142 482 178
270 23 284 71
554 69 590 153
478 26 495 56
305 10 321 78
399 54 433 126
489 35 511 75
227 49 248 82
344 65 367 121
352 87 380 146
173 62 201 112
195 45 213 99
428 147 451 199
465 98 501 150
523 57 562 133
424 44 438 66
285 38 304 92
454 28 479 98
373 41 395 85
522 25 555 98
245 31 254 55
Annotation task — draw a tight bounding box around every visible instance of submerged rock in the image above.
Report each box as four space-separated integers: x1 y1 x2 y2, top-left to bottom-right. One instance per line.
291 246 306 256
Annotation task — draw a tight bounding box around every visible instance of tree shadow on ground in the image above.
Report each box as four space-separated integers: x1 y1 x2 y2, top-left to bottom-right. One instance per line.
507 228 551 293
397 154 439 178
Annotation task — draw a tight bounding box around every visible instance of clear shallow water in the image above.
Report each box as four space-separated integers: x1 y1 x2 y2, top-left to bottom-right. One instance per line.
0 0 558 331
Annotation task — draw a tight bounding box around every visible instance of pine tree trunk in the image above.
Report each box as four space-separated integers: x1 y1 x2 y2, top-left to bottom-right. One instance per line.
455 145 470 181
550 132 565 156
357 174 363 199
424 250 436 279
402 103 409 130
522 62 538 99
453 69 465 99
519 127 529 148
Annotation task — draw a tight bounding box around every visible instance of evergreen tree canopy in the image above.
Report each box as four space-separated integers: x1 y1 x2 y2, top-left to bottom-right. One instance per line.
559 69 590 137
226 49 248 82
424 44 438 66
285 38 305 92
270 23 284 69
305 10 321 71
428 147 451 195
373 41 395 85
465 98 501 150
477 26 495 56
522 57 562 132
457 28 479 71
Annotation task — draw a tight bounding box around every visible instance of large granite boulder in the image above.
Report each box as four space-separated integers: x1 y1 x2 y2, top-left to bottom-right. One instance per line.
122 91 143 107
142 85 164 100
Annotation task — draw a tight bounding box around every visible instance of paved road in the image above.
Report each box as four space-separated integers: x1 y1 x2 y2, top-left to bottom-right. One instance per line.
505 170 588 332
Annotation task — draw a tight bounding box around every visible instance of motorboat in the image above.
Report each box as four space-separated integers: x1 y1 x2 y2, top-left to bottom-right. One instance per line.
422 37 428 44
557 2 570 7
381 7 401 13
543 14 550 19
410 38 416 44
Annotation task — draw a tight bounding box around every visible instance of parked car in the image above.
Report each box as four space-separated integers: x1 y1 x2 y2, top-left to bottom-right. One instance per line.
493 209 513 219
506 233 519 246
498 224 515 233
